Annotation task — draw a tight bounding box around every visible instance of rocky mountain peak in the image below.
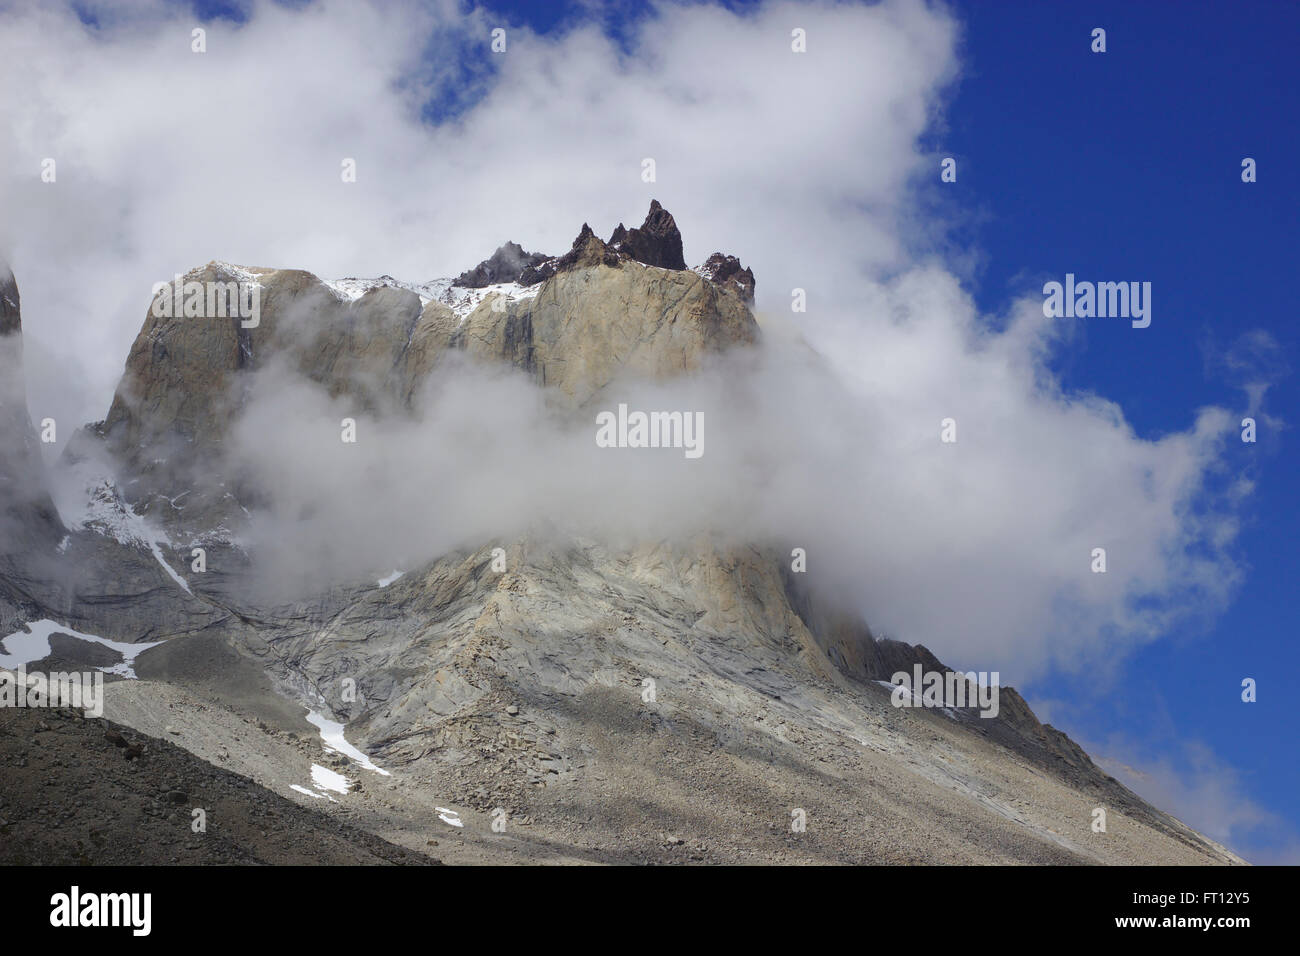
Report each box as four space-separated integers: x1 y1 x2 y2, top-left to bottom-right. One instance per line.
617 198 687 270
553 221 622 273
455 202 743 295
697 252 756 303
453 241 552 289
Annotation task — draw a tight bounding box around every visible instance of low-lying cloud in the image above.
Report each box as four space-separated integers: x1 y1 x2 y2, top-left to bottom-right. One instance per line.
223 282 1241 686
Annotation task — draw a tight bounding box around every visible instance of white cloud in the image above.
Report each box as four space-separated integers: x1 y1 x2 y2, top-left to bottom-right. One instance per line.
0 0 956 423
1096 738 1299 864
0 0 1246 683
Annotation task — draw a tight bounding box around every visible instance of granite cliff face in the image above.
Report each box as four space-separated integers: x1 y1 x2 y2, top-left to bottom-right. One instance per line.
0 206 1243 864
87 204 757 546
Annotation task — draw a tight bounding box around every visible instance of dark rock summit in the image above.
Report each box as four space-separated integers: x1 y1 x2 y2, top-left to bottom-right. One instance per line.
453 202 752 304
610 199 686 270
697 252 755 302
517 258 557 287
550 201 705 278
453 241 552 288
554 222 622 273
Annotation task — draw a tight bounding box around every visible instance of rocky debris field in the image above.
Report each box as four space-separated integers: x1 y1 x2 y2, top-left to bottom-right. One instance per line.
0 704 438 865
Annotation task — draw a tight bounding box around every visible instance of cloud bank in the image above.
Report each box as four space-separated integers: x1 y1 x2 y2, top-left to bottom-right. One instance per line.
0 0 1247 684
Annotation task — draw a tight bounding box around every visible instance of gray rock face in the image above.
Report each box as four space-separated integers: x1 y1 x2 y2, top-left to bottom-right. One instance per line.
230 534 1234 863
456 258 758 406
554 222 622 274
0 264 236 647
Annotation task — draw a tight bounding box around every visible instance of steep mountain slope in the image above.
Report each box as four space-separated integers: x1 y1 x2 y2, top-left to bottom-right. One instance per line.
0 705 438 865
0 206 1244 864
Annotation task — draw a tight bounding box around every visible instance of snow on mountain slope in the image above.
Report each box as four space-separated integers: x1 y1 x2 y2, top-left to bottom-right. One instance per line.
52 465 193 593
0 618 163 677
321 275 541 321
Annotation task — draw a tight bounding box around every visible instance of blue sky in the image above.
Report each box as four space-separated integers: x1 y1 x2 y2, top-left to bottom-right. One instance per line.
80 0 1300 861
933 0 1299 864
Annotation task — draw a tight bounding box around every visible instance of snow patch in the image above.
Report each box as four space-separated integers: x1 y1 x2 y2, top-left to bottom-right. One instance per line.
320 275 540 323
208 261 262 286
289 783 338 803
436 807 464 828
147 538 192 594
376 569 404 588
435 280 540 321
0 619 163 678
311 763 351 795
306 710 391 776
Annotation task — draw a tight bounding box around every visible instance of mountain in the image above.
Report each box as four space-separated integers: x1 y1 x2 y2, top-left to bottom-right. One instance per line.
0 265 66 627
0 205 1243 864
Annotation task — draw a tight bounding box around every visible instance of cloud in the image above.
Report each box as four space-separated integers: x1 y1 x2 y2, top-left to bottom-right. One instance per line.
1202 327 1290 426
0 0 1249 684
1096 738 1300 864
0 0 956 427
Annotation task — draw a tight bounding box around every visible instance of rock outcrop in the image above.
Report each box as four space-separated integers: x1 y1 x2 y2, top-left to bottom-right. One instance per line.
607 199 687 270
553 222 622 274
453 241 552 288
696 252 756 302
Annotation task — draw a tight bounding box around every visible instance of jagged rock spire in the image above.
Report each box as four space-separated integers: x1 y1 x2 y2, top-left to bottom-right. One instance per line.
697 252 755 303
615 199 686 271
453 201 755 302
